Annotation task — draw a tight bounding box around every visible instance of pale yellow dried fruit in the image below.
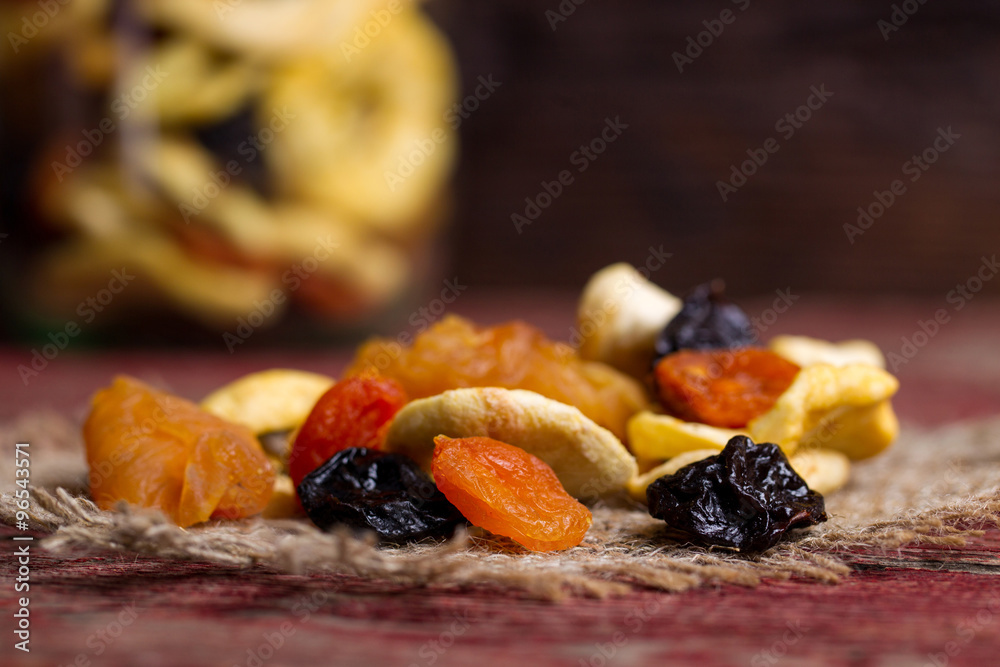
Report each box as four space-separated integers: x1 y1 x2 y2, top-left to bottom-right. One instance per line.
139 0 392 58
576 263 681 378
626 411 743 470
201 369 334 437
261 474 302 519
787 448 851 496
769 335 885 369
626 449 718 503
748 364 899 459
795 399 899 461
384 387 638 500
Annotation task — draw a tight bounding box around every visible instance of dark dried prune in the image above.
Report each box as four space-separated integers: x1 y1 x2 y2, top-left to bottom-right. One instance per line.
297 447 466 543
654 281 754 360
646 436 827 553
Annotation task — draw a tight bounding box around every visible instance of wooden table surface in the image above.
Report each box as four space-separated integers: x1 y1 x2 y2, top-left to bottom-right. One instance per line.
2 294 1000 667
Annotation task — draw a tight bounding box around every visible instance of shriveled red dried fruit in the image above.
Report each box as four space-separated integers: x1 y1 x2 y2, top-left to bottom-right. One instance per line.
289 375 408 488
431 436 592 552
654 348 800 428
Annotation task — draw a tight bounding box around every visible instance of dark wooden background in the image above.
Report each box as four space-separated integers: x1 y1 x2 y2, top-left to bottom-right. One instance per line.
430 0 1000 296
2 0 999 345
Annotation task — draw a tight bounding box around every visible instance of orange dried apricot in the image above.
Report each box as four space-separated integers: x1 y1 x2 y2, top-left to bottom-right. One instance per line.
288 375 408 488
654 348 800 428
345 315 647 442
431 436 592 552
83 376 275 527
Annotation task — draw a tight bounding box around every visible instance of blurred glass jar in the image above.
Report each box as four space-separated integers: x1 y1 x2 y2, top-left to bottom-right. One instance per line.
0 0 458 345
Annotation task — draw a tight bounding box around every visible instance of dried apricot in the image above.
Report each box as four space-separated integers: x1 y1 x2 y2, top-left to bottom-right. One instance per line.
431 436 592 552
83 376 275 527
288 375 408 488
654 348 800 428
345 315 647 442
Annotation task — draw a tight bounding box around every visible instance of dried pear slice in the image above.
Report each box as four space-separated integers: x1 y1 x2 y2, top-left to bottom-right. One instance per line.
384 387 637 500
749 364 899 458
201 369 334 438
796 399 899 461
626 411 743 468
788 448 851 496
769 335 885 369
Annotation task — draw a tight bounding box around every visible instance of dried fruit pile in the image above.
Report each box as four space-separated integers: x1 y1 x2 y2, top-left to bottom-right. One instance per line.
81 262 900 554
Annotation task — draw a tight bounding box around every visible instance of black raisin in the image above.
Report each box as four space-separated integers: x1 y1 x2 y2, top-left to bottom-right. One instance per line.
297 448 466 543
654 280 754 361
646 436 827 553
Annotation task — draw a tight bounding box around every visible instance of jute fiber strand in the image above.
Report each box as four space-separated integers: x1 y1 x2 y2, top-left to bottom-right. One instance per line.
2 411 999 600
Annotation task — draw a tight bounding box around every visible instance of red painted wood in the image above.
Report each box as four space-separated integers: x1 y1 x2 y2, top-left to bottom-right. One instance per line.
4 526 1000 667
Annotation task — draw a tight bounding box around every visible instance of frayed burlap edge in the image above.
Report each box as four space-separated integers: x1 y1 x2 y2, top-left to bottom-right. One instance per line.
2 412 999 600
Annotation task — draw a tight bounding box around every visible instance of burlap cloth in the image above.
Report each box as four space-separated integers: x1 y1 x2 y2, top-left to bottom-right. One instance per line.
2 411 999 600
